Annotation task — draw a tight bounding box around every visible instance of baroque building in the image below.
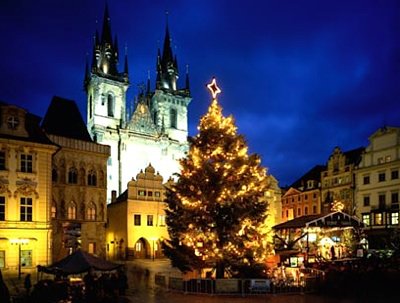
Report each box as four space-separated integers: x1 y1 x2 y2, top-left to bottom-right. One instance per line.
0 103 57 275
321 147 364 214
281 165 325 222
355 126 400 249
84 6 191 202
42 97 110 261
106 164 171 260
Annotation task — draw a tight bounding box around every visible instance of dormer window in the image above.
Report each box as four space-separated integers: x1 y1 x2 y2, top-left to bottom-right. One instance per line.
7 116 19 130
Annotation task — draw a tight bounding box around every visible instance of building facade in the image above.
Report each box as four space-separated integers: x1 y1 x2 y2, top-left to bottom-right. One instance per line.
281 165 324 222
355 126 400 249
42 97 110 261
84 7 191 202
0 103 57 275
321 147 364 214
106 164 171 260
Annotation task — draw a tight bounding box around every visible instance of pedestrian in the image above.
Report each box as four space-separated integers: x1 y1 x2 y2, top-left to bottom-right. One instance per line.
24 273 32 296
0 269 11 303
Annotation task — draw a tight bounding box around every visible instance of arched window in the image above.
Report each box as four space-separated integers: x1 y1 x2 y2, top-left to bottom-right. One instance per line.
67 202 77 220
68 167 78 184
87 170 97 186
86 203 96 221
170 108 177 129
51 203 57 219
107 93 114 117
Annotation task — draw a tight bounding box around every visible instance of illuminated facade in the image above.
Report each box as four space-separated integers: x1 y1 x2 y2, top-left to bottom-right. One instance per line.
281 165 324 222
355 126 400 248
321 147 364 214
106 164 171 260
84 7 191 202
0 103 57 274
42 97 110 261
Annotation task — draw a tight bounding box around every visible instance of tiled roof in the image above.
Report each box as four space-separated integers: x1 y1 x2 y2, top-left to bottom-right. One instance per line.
42 96 92 142
290 164 326 189
273 214 324 230
0 102 55 146
344 147 364 166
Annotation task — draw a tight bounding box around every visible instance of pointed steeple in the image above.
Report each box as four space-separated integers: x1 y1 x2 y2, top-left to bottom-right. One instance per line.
101 3 112 44
114 35 119 61
162 21 174 65
124 51 129 76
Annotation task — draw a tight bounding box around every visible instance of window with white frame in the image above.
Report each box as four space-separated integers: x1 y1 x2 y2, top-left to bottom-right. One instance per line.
20 154 33 173
20 197 32 221
390 212 399 225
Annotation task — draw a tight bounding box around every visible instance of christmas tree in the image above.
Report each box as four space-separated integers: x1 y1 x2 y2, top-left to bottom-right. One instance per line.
163 78 271 278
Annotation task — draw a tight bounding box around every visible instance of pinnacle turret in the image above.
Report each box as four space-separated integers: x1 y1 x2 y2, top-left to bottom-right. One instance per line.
85 4 129 90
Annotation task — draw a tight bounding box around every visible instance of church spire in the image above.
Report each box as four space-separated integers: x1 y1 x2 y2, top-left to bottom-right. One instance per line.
87 4 128 83
101 3 112 45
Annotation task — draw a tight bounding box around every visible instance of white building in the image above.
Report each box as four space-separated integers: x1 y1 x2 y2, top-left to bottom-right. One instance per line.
355 126 400 249
84 7 191 202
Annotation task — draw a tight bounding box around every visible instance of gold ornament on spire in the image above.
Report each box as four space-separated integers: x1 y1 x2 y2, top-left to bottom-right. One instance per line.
207 77 221 99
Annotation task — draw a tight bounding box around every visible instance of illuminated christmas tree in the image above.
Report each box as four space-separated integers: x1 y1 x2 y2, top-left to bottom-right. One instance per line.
163 78 271 278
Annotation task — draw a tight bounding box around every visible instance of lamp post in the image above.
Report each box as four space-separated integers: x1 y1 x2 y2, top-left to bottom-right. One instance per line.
10 238 29 280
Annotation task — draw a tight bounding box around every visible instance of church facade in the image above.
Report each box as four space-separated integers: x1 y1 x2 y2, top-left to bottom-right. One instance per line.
84 6 191 202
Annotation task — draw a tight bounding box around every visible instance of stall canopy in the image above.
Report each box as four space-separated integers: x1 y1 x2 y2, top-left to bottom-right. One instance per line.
273 211 365 230
38 250 121 275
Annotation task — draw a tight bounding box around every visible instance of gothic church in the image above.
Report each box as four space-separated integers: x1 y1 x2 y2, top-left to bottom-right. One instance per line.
84 6 191 201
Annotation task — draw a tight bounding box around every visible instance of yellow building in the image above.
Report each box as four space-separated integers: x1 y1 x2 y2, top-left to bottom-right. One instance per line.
0 103 57 276
321 147 364 214
42 97 110 261
107 164 171 260
281 165 325 222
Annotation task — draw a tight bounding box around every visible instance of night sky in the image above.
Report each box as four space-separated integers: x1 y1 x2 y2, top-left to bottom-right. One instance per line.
0 0 399 186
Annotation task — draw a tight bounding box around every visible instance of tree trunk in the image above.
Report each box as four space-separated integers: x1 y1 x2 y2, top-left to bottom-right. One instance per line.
216 261 225 279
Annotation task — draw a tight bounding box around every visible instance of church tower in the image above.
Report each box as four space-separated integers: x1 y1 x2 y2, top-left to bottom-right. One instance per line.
84 5 129 201
85 6 191 203
151 22 191 143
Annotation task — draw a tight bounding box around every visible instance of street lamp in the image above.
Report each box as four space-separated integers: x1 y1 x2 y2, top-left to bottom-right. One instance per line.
10 238 29 280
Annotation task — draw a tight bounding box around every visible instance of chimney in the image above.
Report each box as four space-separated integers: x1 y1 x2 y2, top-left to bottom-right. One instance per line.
111 190 117 203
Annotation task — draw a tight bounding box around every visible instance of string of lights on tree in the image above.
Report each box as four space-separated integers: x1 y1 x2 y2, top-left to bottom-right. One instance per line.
163 78 272 278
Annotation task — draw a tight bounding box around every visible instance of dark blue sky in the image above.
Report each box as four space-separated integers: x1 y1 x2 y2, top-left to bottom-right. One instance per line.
0 0 399 186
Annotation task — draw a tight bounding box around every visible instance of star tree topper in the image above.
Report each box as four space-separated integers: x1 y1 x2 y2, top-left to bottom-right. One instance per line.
207 77 221 99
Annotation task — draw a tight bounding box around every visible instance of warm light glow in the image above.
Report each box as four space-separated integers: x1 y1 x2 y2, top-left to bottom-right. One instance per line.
10 238 30 244
207 77 221 99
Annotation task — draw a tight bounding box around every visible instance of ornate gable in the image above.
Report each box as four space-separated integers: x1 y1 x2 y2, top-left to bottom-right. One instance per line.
127 102 158 136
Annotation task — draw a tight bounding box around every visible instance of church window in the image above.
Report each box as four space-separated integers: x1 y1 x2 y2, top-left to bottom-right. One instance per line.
20 154 33 173
88 170 97 186
138 190 146 196
20 197 33 221
170 108 177 129
67 202 77 220
68 168 78 184
87 203 96 221
107 93 114 117
0 151 6 170
148 191 153 197
153 111 158 124
155 191 160 198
